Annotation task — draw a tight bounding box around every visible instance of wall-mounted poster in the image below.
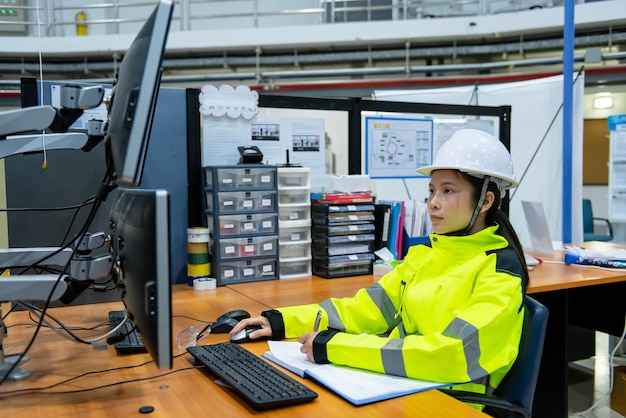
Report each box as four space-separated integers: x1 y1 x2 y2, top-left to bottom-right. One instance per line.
364 117 434 179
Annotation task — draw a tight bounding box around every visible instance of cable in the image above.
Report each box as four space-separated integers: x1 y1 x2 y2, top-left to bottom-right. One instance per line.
35 0 47 170
174 314 215 323
0 166 114 387
0 198 97 212
570 316 626 417
16 301 128 345
401 178 412 200
58 196 99 248
509 67 584 202
0 353 189 399
24 308 110 333
3 366 197 398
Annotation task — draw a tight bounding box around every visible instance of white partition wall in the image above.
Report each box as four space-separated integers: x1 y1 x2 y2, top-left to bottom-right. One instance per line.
373 74 585 247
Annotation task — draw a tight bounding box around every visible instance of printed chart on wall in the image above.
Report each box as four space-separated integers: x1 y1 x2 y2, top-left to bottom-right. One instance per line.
364 115 498 179
250 117 325 173
365 116 434 179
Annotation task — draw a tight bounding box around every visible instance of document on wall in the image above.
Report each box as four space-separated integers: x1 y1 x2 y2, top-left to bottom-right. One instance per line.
250 116 326 185
263 341 451 406
202 117 252 166
200 114 326 185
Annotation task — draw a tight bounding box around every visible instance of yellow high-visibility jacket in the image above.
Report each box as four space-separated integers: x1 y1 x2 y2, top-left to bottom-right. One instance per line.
268 225 524 395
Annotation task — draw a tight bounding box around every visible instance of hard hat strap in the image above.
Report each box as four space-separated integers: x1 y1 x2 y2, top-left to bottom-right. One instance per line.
463 176 490 235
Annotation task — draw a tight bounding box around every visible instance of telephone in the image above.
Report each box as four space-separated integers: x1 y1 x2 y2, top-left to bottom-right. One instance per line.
237 146 263 164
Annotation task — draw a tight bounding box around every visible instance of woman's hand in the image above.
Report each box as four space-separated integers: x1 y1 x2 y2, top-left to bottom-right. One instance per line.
298 332 319 362
229 316 272 340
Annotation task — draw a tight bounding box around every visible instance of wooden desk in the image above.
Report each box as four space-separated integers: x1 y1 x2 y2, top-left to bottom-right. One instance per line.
0 285 486 417
525 242 626 418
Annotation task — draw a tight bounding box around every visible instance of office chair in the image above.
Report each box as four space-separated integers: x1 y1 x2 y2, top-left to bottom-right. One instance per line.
440 296 549 418
582 198 613 242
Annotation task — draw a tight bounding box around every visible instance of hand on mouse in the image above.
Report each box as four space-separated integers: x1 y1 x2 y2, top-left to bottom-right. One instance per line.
230 316 272 340
298 332 319 363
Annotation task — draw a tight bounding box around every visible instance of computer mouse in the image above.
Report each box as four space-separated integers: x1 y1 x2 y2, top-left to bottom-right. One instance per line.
217 309 250 323
209 309 251 333
230 326 263 344
210 317 240 334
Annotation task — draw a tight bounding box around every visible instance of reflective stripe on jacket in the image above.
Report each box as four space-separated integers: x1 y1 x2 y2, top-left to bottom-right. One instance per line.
278 225 524 395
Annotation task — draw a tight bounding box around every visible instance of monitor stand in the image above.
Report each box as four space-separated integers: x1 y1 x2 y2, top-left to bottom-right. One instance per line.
0 305 31 381
0 235 112 381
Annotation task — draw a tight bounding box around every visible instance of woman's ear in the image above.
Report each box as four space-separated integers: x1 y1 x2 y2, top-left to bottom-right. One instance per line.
480 190 496 213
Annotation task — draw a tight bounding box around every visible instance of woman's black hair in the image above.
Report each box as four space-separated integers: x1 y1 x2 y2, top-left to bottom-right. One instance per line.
463 173 529 296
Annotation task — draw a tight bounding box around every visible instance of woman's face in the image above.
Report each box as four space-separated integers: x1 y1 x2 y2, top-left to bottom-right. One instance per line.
427 169 477 234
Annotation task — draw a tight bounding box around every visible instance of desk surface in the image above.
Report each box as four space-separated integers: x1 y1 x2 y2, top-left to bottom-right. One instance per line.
526 241 626 293
0 285 486 417
4 242 623 417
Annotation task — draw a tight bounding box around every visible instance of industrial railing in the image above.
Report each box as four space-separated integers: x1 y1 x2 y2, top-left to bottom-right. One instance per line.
0 0 561 38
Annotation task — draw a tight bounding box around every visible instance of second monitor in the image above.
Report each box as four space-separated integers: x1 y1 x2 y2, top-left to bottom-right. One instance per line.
109 188 172 369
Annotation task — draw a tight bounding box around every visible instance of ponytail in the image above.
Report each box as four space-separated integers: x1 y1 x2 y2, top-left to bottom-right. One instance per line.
492 209 530 296
464 173 530 297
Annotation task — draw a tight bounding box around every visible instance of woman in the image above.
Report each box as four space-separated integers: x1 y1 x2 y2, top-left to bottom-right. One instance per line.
231 128 529 398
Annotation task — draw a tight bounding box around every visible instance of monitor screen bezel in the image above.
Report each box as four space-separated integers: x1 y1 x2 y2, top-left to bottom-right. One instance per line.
105 0 173 187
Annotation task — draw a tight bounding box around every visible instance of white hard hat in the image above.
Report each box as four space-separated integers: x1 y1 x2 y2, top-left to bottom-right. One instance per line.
417 129 518 195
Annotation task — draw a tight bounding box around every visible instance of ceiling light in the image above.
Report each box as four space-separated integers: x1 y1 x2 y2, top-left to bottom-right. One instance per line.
593 96 613 109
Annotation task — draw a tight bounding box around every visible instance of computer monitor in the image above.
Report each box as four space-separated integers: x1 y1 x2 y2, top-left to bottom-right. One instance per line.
109 188 172 369
105 0 174 370
105 0 173 187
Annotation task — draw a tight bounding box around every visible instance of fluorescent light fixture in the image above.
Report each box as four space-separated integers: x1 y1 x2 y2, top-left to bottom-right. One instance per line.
593 96 613 109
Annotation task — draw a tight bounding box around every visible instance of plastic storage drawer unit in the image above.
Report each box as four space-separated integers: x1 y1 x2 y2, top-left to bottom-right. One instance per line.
205 166 276 190
204 164 279 285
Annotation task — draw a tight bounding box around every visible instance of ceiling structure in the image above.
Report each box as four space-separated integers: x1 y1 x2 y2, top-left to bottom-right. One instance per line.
1 1 626 99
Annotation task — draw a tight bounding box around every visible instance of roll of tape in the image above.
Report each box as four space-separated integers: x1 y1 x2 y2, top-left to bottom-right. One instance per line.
193 277 217 291
188 227 210 282
193 278 208 290
187 263 209 277
187 227 209 243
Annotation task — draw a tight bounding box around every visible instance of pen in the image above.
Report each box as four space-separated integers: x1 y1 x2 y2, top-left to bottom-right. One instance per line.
313 310 322 332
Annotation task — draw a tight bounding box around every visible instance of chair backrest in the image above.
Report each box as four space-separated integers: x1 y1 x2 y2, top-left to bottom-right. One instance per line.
486 296 549 418
582 198 594 234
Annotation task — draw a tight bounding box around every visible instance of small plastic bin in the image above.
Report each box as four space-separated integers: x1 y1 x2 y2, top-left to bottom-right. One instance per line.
312 223 375 236
312 253 374 279
278 188 310 205
279 242 311 258
217 236 278 259
208 213 278 237
279 256 312 279
277 167 310 188
216 257 278 285
278 205 311 222
205 165 276 190
278 219 312 243
206 190 277 213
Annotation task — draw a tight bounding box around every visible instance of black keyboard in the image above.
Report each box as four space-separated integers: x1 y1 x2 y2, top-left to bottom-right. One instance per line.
187 343 318 410
108 310 147 354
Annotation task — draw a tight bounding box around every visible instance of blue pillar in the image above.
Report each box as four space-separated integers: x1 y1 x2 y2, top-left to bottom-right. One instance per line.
562 0 574 244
